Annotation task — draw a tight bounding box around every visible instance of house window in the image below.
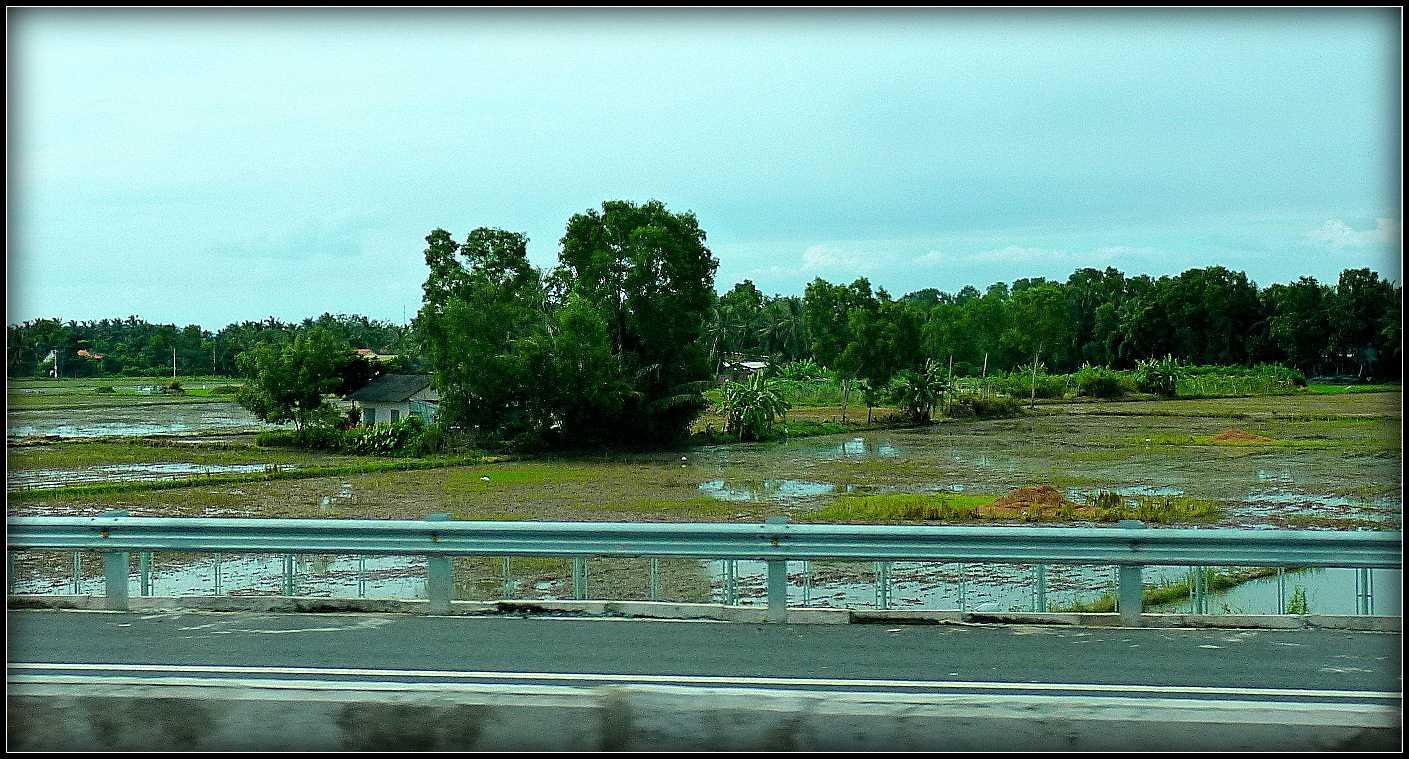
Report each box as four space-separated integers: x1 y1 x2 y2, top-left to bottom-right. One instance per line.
363 408 375 425
390 409 400 423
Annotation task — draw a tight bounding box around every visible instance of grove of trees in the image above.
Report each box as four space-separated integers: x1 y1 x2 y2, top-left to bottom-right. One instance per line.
416 199 720 448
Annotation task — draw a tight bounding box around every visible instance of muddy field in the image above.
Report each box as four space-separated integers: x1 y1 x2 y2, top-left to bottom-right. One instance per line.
9 391 1401 531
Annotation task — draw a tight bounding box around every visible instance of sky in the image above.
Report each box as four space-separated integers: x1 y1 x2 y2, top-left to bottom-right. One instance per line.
7 7 1401 331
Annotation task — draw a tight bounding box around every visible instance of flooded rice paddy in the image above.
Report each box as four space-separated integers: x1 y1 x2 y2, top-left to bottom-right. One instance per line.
7 401 282 439
6 390 1402 615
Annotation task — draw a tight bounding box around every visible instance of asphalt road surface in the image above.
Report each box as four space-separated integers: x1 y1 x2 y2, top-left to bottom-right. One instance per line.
7 610 1401 705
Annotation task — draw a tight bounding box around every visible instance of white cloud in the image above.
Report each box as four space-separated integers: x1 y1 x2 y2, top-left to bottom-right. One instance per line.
801 244 869 270
1093 245 1159 259
1304 218 1400 248
970 245 1072 263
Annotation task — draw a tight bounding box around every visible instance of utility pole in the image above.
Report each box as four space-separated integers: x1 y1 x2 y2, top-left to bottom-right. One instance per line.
172 347 177 381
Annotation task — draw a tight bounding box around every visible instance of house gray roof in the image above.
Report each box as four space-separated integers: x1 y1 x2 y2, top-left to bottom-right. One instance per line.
348 374 434 403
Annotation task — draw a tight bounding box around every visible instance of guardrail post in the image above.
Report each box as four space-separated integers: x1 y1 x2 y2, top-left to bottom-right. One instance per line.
874 561 891 610
572 557 587 600
282 555 296 596
765 516 788 622
1117 520 1145 626
425 514 453 615
99 510 130 611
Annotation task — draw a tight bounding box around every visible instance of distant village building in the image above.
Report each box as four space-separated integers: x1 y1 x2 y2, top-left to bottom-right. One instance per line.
717 358 770 385
348 374 439 425
356 348 396 362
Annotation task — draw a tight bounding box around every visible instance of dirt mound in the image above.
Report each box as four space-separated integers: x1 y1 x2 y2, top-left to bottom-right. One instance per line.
990 485 1077 509
1210 429 1273 442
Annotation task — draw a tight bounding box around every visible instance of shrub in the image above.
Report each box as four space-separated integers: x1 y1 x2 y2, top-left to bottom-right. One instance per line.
990 370 1067 400
256 430 301 447
948 394 1024 419
410 421 475 456
1135 355 1187 397
209 385 241 395
775 359 827 382
343 415 425 455
1073 364 1129 398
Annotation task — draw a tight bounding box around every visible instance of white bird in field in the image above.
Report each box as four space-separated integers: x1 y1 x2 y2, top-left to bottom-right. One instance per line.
480 476 490 481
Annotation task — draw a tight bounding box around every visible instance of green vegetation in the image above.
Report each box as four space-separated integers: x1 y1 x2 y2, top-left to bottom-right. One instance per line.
1057 566 1283 613
718 371 791 441
806 493 994 522
416 200 718 450
1085 491 1224 524
235 327 374 430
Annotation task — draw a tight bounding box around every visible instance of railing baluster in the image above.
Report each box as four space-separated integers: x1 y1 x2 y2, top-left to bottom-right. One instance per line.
139 552 152 597
502 557 513 601
649 557 659 601
1034 564 1046 613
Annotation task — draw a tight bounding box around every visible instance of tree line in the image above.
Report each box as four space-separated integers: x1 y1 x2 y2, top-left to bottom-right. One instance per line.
6 313 416 379
713 265 1401 385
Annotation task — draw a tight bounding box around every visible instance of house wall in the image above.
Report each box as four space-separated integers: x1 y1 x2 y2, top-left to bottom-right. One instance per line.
358 387 439 425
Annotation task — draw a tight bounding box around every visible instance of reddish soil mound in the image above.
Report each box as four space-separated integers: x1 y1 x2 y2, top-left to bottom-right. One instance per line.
1210 429 1273 442
990 485 1077 509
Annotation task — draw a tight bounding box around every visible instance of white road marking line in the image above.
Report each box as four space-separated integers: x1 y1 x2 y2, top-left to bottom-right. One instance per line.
7 662 1398 700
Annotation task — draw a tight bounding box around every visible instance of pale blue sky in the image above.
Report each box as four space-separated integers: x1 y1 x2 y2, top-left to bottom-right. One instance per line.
7 8 1401 329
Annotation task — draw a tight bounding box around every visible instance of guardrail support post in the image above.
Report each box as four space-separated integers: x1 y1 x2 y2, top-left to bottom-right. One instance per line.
99 510 130 611
1117 520 1145 626
425 513 453 615
766 516 788 622
572 557 587 600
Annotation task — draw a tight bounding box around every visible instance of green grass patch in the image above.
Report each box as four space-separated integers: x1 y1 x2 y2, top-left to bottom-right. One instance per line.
805 493 997 523
1085 491 1224 523
1306 384 1400 394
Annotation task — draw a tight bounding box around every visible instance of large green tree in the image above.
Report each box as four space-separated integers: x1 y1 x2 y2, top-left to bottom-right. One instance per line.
553 200 720 444
235 327 350 429
416 227 546 441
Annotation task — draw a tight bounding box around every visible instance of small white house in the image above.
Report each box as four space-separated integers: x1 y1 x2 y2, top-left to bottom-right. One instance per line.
348 374 440 425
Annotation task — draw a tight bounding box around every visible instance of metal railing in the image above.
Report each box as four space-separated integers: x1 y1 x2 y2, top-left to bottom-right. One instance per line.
7 512 1401 624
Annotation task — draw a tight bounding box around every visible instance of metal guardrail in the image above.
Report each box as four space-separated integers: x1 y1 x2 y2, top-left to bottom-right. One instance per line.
7 513 1401 623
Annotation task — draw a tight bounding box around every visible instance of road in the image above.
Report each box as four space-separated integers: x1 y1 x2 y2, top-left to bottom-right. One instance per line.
7 609 1401 702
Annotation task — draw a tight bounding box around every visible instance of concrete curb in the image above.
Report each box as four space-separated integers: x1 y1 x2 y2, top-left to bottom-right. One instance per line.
8 675 1400 751
7 595 1402 631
